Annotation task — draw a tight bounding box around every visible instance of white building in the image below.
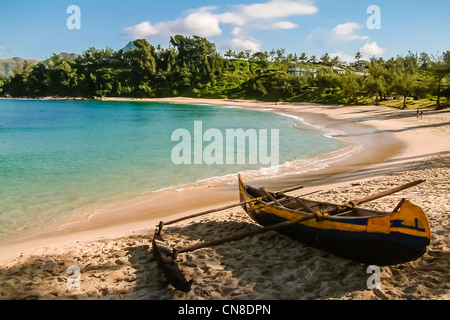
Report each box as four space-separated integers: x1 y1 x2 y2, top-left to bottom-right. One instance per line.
289 65 347 77
331 66 346 75
289 66 318 77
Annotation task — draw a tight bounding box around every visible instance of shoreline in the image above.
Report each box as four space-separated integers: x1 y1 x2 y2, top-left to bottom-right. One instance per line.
0 98 358 245
0 97 448 300
0 97 446 256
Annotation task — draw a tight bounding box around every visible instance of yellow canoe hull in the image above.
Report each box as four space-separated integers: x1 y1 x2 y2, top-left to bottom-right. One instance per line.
238 175 431 265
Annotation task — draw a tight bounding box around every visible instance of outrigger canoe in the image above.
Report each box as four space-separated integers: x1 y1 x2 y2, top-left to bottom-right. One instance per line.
238 175 431 265
153 176 431 291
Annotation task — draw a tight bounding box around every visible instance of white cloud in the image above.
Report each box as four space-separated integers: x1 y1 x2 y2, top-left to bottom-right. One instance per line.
124 0 318 40
182 9 222 37
239 0 318 20
307 22 369 44
332 22 369 42
232 27 242 36
123 22 158 39
216 12 247 26
265 21 298 29
330 52 356 64
124 8 222 39
219 37 263 52
360 42 385 58
217 0 316 29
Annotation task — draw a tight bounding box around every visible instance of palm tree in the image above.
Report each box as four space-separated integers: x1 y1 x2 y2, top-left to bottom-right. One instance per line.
299 52 308 62
269 49 276 62
320 53 331 66
224 49 234 59
330 56 340 67
355 52 363 61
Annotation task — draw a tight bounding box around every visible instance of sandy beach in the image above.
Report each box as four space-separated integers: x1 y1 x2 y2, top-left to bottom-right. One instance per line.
0 98 448 300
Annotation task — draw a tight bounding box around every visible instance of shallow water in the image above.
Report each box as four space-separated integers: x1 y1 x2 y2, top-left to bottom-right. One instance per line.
0 99 348 240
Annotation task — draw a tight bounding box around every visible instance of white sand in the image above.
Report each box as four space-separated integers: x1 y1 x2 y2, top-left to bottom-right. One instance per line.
0 98 448 300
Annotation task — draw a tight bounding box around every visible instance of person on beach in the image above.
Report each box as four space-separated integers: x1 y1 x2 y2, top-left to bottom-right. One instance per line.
417 109 423 119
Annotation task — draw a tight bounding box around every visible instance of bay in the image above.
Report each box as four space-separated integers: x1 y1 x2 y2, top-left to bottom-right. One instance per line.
0 99 348 241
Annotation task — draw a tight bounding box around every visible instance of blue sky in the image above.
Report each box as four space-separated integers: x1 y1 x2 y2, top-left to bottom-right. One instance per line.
0 0 449 62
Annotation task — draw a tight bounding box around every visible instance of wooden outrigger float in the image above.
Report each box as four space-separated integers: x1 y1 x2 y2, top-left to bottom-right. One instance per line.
152 175 430 292
152 227 193 293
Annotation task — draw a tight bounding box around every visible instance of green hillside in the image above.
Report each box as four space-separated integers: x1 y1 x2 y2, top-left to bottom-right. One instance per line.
1 37 448 109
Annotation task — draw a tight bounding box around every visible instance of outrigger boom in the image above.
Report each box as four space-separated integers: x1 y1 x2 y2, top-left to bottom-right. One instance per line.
160 183 306 228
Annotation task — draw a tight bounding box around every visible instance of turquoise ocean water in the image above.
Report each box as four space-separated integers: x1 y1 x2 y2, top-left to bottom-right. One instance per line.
0 99 349 241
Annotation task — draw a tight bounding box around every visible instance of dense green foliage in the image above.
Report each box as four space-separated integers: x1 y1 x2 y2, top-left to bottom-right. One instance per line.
1 36 449 108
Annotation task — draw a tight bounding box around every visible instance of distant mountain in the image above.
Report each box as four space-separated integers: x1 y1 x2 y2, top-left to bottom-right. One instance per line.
0 45 140 77
0 57 39 77
57 52 80 60
41 52 81 66
121 41 137 53
0 53 81 77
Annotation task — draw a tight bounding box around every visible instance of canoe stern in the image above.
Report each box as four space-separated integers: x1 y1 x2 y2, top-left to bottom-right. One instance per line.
389 200 431 241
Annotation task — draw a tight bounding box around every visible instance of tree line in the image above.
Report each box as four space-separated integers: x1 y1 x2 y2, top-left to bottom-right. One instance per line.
0 36 449 109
